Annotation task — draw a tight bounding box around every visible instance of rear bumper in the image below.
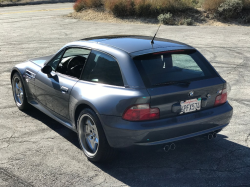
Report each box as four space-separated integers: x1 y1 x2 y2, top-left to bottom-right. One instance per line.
100 102 233 148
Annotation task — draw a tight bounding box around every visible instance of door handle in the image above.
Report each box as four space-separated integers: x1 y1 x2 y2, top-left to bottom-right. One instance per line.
60 86 68 93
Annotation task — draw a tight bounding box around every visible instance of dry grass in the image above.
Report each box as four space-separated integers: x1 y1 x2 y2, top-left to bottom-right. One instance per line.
104 0 135 16
243 0 250 9
73 0 250 17
68 8 158 24
73 0 101 12
202 0 225 11
68 7 250 26
103 0 195 17
74 0 196 16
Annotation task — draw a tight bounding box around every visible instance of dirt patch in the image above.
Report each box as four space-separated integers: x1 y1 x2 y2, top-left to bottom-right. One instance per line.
67 7 250 26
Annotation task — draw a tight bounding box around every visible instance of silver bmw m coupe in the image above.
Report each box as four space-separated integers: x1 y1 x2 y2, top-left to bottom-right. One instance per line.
11 35 233 162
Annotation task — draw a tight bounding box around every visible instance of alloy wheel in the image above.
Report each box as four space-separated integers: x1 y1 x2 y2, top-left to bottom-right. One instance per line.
78 114 99 156
13 77 24 106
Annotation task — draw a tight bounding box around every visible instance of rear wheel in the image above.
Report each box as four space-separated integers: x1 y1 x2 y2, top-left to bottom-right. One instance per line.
77 108 117 162
12 72 30 110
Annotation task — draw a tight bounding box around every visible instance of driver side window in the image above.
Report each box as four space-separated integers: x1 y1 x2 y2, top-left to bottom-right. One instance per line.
47 50 64 71
56 47 91 79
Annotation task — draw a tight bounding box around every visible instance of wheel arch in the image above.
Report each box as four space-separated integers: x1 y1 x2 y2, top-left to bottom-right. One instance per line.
10 68 21 83
10 68 30 98
74 102 101 131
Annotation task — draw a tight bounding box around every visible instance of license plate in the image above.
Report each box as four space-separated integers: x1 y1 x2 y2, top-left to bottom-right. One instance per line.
180 98 201 114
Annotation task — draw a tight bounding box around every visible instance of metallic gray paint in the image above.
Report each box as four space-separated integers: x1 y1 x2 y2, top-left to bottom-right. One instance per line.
30 55 54 67
100 102 233 148
11 36 233 149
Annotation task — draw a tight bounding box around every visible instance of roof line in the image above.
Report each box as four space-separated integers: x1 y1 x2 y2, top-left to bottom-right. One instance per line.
80 35 145 41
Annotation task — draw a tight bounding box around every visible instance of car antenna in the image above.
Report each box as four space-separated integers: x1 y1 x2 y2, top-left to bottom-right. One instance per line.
151 24 162 45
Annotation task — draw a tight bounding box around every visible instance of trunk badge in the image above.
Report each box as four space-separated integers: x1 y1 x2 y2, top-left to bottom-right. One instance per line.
189 91 194 96
207 94 211 98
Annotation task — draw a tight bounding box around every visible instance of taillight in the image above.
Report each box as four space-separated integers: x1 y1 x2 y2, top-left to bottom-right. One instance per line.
214 89 227 106
122 104 160 121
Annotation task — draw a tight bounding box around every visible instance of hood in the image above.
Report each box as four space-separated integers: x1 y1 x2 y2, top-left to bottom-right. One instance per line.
30 55 54 67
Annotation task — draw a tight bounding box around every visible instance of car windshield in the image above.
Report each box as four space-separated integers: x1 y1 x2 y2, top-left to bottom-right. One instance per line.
133 50 218 87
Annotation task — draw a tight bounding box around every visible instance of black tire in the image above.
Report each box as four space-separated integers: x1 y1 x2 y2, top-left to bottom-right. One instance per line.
77 108 117 162
12 72 30 110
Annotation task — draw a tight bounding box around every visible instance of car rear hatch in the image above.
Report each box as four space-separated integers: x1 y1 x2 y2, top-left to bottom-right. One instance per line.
133 49 226 119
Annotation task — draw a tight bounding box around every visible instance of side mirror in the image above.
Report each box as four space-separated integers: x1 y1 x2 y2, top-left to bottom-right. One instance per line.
41 65 52 77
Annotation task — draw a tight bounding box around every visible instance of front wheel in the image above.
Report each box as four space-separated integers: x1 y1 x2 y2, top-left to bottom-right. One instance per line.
12 72 30 110
77 108 117 162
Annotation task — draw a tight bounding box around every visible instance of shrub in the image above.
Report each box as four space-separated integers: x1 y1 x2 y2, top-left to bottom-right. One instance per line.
203 0 225 11
242 0 250 9
184 18 194 25
73 0 102 12
179 17 195 25
218 0 243 18
158 13 175 25
104 0 135 17
157 0 194 12
74 0 85 12
243 15 250 23
134 0 153 17
104 0 194 17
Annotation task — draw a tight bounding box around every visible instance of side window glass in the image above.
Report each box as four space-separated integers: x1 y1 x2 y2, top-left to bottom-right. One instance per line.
47 50 64 71
56 48 91 79
81 50 124 86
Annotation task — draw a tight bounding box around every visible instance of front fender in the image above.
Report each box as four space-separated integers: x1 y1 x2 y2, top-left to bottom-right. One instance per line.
11 61 41 101
11 62 30 98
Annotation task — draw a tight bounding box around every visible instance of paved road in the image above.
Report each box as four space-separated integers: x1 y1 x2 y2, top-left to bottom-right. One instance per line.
1 3 250 187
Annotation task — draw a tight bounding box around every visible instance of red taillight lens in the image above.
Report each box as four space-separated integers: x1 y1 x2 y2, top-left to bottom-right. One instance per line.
122 104 160 121
214 89 227 106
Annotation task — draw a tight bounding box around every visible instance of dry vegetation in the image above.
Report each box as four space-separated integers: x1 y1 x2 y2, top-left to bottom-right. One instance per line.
243 0 250 8
71 0 250 25
74 0 250 13
202 0 225 11
0 0 20 3
74 0 197 16
203 0 250 11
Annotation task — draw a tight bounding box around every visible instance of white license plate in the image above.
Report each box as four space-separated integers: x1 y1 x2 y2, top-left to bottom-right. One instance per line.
181 98 201 114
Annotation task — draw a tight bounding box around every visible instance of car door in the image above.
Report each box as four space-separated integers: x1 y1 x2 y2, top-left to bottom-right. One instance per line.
35 47 91 119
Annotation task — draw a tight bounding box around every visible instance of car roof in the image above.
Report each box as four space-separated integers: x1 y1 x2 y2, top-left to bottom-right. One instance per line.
79 35 194 54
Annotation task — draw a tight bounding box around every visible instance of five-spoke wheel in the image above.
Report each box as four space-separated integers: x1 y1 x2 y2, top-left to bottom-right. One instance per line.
77 108 117 162
13 76 24 106
78 114 99 156
12 73 29 110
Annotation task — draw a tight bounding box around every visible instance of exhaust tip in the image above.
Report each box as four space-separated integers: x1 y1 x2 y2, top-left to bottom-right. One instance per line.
170 143 176 150
208 134 213 140
163 145 170 152
213 132 217 138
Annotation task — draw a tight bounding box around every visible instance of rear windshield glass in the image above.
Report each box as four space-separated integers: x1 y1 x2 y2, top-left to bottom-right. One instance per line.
133 50 218 87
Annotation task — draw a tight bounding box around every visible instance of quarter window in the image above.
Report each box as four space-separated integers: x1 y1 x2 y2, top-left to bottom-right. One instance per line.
81 50 123 86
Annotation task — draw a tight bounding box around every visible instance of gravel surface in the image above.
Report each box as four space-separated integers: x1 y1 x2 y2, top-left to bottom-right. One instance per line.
0 3 250 187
